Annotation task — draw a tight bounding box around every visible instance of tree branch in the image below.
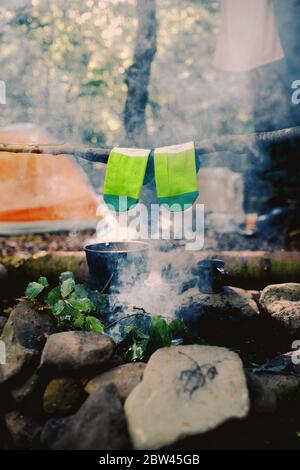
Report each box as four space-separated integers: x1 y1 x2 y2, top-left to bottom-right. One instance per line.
0 126 300 163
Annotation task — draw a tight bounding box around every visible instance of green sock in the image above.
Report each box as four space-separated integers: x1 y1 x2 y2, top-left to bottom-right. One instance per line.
154 142 199 211
103 147 150 212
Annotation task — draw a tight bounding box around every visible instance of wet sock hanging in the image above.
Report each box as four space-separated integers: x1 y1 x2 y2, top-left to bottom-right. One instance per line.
154 142 199 211
103 147 150 212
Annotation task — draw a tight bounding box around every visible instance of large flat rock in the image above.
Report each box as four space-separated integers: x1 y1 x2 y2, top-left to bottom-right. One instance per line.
125 345 249 450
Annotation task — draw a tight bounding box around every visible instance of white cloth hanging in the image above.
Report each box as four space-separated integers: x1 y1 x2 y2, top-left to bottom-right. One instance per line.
213 0 284 72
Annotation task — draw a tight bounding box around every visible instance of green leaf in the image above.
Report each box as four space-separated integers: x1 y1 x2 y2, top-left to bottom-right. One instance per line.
72 284 89 299
72 311 85 328
46 286 61 306
25 281 46 299
60 278 75 298
88 290 108 310
124 326 149 340
131 342 145 361
66 297 93 313
194 336 208 346
251 364 288 374
85 316 104 333
267 365 288 373
37 276 49 287
169 319 188 336
149 316 171 348
51 299 66 317
126 341 146 362
59 271 74 282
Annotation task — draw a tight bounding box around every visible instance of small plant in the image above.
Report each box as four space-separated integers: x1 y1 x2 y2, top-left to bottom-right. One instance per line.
119 315 206 362
23 272 205 362
24 271 107 333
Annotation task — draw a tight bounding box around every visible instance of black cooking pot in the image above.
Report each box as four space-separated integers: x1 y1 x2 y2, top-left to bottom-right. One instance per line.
84 241 150 292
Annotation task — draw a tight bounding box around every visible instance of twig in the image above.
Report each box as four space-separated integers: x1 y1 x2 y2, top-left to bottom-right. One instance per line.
100 273 114 294
104 311 146 330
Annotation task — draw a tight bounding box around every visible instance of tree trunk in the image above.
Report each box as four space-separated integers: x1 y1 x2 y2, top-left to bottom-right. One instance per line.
123 0 157 146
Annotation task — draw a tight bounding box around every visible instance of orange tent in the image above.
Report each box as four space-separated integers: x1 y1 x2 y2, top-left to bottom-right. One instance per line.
0 124 100 234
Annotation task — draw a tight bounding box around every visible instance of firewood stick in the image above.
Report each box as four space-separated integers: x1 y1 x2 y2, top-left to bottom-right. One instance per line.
0 126 299 163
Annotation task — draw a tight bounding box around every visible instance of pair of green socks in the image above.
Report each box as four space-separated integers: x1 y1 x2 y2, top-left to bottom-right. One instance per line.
103 142 199 212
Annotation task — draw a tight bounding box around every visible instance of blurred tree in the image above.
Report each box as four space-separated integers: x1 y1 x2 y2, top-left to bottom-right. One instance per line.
0 0 137 144
123 0 157 146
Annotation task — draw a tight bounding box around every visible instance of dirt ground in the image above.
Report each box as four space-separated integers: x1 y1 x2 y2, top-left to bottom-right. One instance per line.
0 227 288 259
0 231 94 258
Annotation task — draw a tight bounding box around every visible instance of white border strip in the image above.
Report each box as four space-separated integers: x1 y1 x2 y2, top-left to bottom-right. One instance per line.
155 141 194 154
112 147 150 158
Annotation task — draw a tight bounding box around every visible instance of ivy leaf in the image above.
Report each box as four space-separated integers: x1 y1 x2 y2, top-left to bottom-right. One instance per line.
149 316 171 349
37 276 49 287
72 284 89 299
66 297 93 313
169 319 188 337
72 311 85 329
85 316 104 333
194 336 208 346
267 365 288 373
51 299 66 317
60 278 75 298
125 326 149 341
251 364 288 374
88 290 108 310
25 281 47 299
126 341 146 362
59 271 74 282
46 286 61 306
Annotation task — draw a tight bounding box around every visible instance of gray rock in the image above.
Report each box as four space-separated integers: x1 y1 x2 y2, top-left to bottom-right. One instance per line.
177 286 260 340
85 362 146 401
39 331 115 376
260 284 300 334
43 378 86 417
11 372 45 412
5 411 42 449
0 263 8 280
248 290 260 302
246 372 277 414
125 345 249 450
0 316 7 335
51 384 130 450
41 417 70 449
0 302 55 385
255 372 300 404
0 416 12 450
0 385 14 414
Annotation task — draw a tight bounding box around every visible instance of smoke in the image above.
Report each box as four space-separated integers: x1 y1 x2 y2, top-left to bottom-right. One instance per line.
106 244 197 320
